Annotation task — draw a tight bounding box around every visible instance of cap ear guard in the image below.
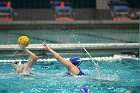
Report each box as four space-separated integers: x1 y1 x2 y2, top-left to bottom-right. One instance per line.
70 57 81 66
13 61 21 65
14 61 19 64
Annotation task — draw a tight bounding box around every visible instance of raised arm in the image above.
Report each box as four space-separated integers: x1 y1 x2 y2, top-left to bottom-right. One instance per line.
43 44 73 68
22 45 38 68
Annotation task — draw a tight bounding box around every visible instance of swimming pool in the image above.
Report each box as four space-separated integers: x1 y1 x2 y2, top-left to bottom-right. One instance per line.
0 57 139 93
0 22 139 93
0 29 139 44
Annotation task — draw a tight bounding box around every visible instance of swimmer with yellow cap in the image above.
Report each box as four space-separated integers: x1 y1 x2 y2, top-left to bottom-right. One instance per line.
43 43 84 76
12 36 38 74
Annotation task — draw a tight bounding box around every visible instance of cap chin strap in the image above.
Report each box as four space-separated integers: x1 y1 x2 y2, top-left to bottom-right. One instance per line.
75 60 81 66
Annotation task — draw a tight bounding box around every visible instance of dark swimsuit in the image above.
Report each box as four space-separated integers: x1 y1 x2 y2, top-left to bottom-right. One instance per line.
66 67 84 76
78 68 84 76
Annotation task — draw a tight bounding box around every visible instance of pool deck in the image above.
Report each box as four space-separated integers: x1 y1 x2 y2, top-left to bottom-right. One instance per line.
0 43 139 57
0 20 139 57
0 43 139 50
0 20 139 30
0 20 139 25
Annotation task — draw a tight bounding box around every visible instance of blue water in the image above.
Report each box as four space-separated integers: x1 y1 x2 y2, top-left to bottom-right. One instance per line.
0 58 140 93
0 29 139 44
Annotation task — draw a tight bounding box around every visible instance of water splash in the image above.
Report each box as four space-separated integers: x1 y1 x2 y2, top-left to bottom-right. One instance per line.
10 46 20 61
82 46 101 79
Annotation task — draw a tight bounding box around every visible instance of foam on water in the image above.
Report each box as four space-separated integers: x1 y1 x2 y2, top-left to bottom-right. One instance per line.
0 73 16 79
0 55 138 63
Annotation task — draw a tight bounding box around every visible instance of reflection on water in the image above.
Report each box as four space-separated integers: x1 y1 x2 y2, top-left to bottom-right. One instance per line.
0 29 139 44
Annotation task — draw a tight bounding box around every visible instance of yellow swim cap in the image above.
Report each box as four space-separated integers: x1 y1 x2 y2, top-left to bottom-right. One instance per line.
18 36 30 47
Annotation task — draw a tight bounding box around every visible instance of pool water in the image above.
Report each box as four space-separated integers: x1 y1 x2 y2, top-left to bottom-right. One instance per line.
0 57 140 93
0 29 139 44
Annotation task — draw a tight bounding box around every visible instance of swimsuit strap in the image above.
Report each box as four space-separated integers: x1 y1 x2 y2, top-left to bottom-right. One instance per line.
77 67 84 76
66 67 84 76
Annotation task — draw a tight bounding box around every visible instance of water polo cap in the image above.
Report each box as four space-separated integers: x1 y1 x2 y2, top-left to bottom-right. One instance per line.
80 87 90 93
69 57 81 66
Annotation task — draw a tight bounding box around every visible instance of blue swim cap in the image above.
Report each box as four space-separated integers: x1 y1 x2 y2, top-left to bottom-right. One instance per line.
69 57 81 66
80 88 90 93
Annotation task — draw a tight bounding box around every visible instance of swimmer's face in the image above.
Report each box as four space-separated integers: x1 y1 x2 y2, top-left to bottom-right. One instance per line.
12 61 22 68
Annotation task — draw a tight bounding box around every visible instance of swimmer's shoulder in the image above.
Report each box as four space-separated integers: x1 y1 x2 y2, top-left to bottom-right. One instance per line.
22 63 32 73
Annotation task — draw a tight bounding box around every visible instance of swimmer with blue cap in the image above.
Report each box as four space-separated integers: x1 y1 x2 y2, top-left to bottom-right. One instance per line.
80 88 90 93
43 43 84 76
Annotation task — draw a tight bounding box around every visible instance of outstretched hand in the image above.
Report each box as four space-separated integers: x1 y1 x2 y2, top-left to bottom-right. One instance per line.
43 41 47 47
19 44 26 50
43 41 49 49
